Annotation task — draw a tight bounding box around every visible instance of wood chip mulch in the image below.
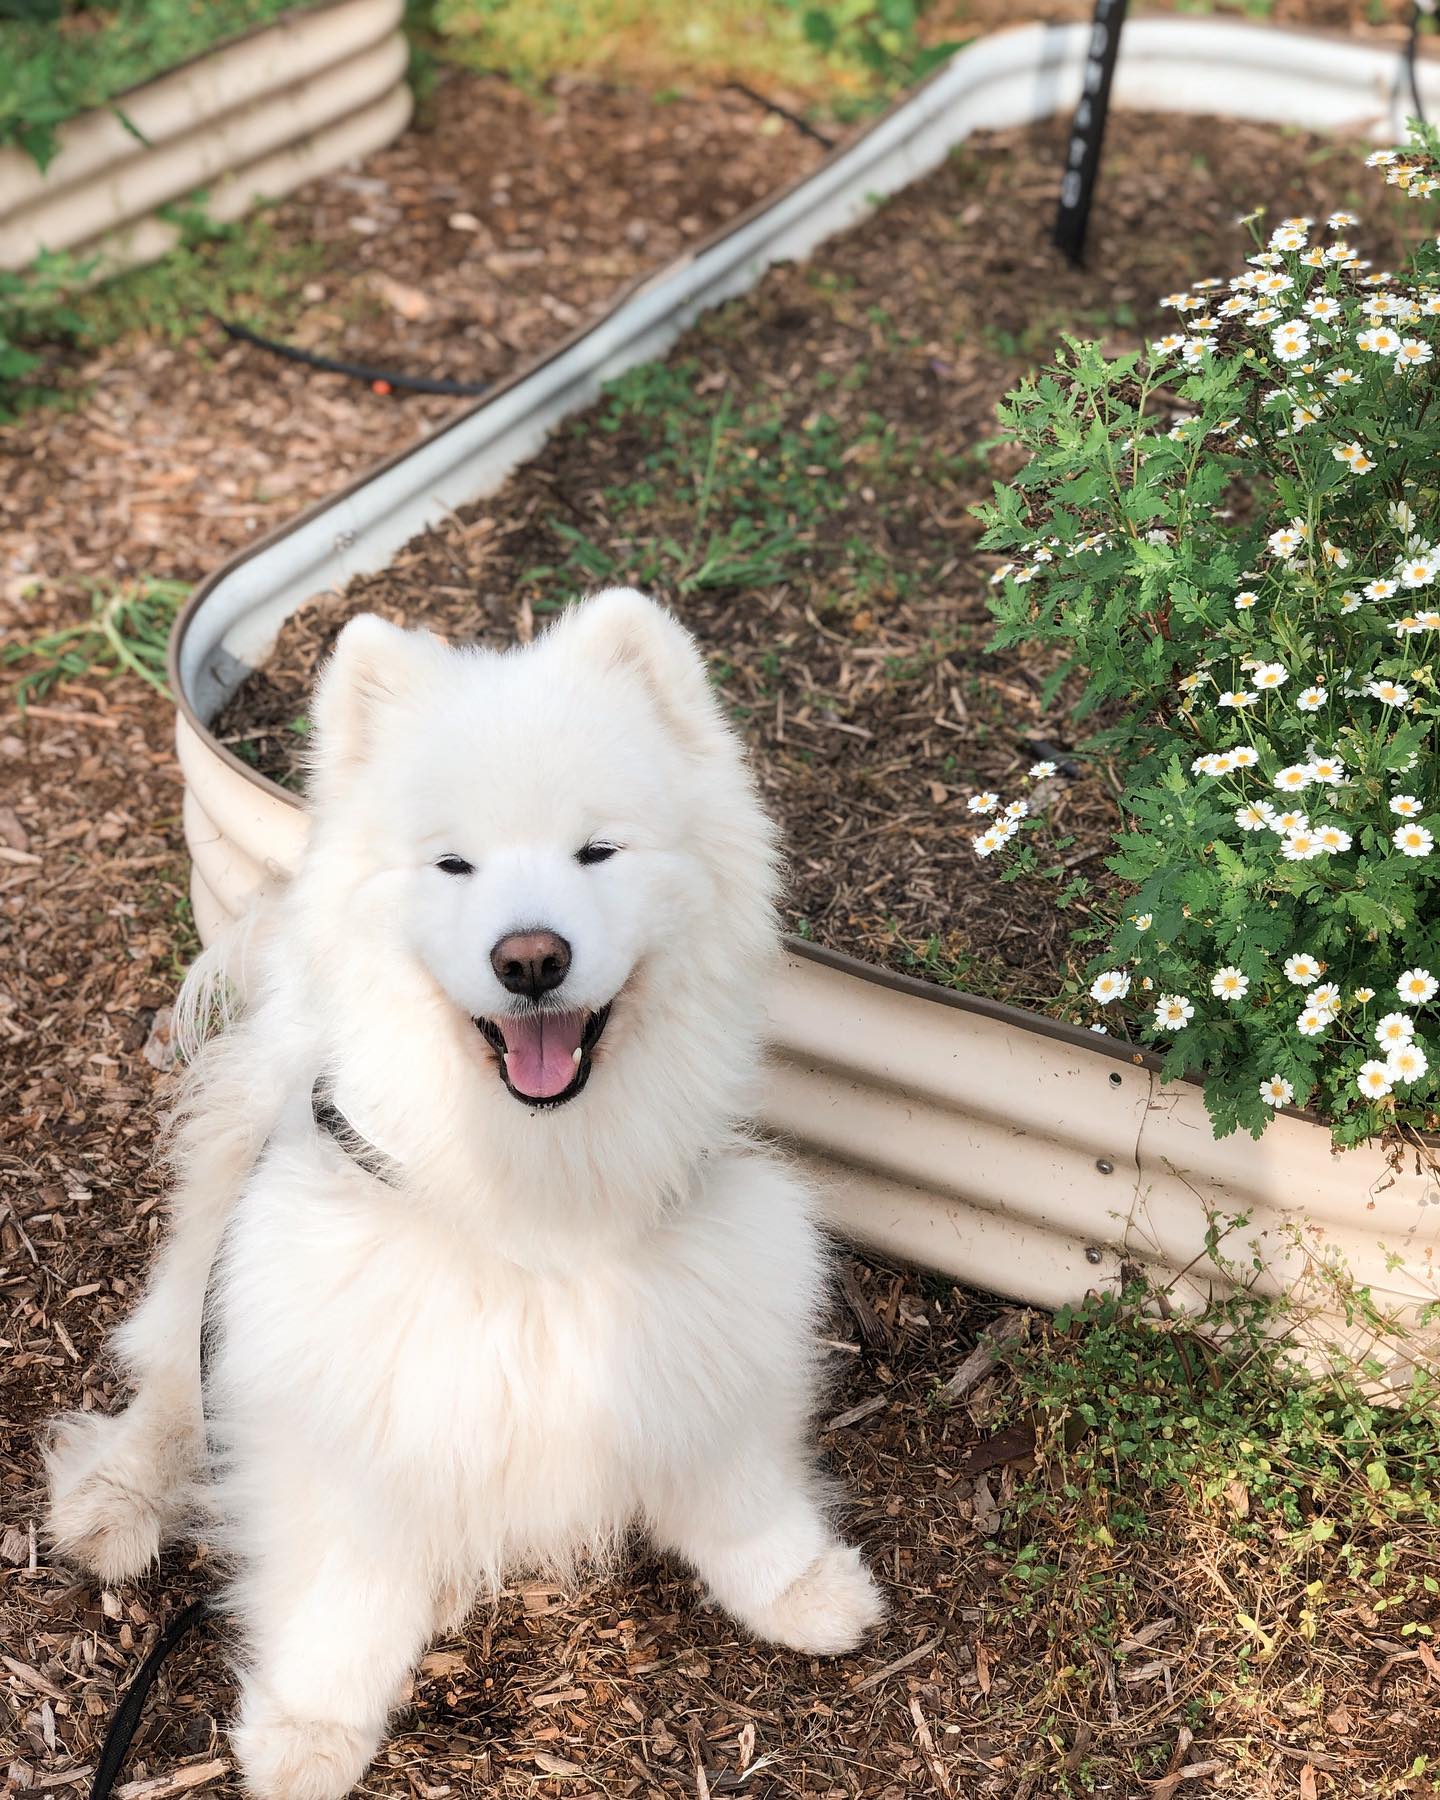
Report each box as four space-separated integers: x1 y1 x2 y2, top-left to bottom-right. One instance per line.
5 40 1440 1800
214 109 1421 1008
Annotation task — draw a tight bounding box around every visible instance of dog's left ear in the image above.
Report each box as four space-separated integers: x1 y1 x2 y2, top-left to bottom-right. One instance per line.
557 588 730 759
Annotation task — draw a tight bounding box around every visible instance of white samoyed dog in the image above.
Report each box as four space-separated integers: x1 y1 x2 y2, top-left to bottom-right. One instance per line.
46 588 884 1800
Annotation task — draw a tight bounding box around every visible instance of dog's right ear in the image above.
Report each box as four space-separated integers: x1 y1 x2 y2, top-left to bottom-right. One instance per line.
309 614 444 788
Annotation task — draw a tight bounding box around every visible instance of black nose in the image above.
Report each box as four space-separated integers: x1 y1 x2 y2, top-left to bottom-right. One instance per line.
490 929 571 1000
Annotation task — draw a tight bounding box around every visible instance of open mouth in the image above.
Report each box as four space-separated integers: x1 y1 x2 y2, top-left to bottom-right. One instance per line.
474 1004 612 1107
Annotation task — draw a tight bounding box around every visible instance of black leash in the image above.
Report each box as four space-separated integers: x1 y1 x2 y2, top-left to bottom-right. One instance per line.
88 1598 212 1800
1053 0 1129 267
210 314 493 398
87 1080 399 1796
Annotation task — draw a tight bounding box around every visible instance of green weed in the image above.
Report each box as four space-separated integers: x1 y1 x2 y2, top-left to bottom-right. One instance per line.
5 576 190 707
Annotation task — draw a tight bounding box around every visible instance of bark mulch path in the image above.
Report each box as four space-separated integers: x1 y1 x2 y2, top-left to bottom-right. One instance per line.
4 45 1439 1800
215 109 1421 1007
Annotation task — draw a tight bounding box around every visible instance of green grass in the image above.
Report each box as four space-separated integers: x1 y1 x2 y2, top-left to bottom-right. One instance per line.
522 355 955 615
3 575 190 707
979 1278 1440 1790
69 203 329 347
2 0 303 168
428 0 961 109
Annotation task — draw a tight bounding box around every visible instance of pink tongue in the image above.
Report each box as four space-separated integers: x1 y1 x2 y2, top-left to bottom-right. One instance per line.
499 1012 585 1099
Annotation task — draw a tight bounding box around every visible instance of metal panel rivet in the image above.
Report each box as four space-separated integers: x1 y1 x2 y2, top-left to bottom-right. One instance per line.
1096 1158 1114 1175
1084 1245 1104 1265
1108 1071 1122 1088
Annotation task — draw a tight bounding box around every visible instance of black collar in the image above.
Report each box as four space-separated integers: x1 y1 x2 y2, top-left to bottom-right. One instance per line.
311 1078 404 1187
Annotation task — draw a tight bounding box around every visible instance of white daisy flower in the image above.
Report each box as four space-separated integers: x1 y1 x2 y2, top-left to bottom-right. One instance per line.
1297 1007 1330 1038
1310 983 1341 1014
1233 590 1258 610
1028 760 1057 780
1304 295 1342 322
1390 794 1423 817
1388 1041 1430 1084
1250 662 1288 690
1272 809 1309 835
1235 803 1272 832
1315 823 1352 853
1253 272 1292 296
1368 678 1411 705
1218 690 1258 709
1152 333 1188 358
1230 746 1260 768
1154 994 1194 1031
1268 521 1308 558
1250 306 1282 327
967 792 999 814
1354 987 1376 1004
1396 338 1434 371
1273 324 1310 362
1365 578 1400 600
1004 799 1030 820
1327 367 1360 387
1133 913 1153 932
1356 1060 1394 1099
973 828 1001 858
1400 968 1439 1005
1394 823 1434 856
1274 765 1312 792
1260 1074 1294 1107
1211 967 1249 1000
1328 210 1360 228
1296 686 1327 711
1219 294 1254 318
1285 953 1322 986
1357 326 1402 354
1339 590 1363 613
1282 829 1324 861
1400 555 1437 587
1089 970 1131 1005
1159 292 1193 309
1376 1012 1416 1049
1308 756 1346 786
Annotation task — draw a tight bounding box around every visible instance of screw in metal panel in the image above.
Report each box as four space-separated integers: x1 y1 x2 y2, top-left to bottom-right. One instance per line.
1095 1158 1114 1175
1084 1245 1104 1265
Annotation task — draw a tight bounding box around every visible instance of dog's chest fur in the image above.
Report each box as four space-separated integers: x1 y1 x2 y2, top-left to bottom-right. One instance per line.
207 1137 823 1569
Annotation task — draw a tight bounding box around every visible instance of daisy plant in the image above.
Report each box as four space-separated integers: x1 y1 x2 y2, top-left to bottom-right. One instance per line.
977 129 1440 1145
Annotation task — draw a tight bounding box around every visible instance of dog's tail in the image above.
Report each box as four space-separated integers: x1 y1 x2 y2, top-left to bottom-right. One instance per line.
172 898 270 1061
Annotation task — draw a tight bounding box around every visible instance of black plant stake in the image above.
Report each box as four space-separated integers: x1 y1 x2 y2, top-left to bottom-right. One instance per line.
1053 0 1129 267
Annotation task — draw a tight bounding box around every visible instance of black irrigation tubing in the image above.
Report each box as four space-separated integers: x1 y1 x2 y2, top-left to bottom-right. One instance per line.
209 314 494 397
725 80 837 148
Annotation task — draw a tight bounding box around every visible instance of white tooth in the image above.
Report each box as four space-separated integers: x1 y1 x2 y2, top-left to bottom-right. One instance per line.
572 1047 583 1065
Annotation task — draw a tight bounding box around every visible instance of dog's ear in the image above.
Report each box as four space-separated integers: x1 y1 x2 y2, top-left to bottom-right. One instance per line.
558 588 728 758
310 614 445 786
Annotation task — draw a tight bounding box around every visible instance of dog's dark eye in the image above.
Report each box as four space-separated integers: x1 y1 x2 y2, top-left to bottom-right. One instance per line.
576 842 619 866
435 855 474 876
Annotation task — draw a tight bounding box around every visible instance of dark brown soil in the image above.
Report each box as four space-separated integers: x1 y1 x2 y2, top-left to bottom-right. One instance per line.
214 109 1422 1004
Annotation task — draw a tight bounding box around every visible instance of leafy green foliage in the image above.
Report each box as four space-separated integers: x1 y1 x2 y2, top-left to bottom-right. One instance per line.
976 136 1440 1143
1 0 301 168
0 247 92 419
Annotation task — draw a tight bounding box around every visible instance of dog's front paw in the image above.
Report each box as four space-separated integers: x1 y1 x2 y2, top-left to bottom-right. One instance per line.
45 1412 165 1583
233 1701 375 1800
749 1543 885 1656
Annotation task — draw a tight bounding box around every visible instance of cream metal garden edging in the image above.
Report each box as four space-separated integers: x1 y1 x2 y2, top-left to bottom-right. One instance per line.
0 0 411 276
169 15 1440 1380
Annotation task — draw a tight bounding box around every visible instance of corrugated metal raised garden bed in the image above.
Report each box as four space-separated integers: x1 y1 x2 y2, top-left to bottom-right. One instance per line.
170 17 1440 1384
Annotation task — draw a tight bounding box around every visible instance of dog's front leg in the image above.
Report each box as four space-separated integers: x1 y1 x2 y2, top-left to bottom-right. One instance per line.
229 1475 435 1800
648 1445 884 1657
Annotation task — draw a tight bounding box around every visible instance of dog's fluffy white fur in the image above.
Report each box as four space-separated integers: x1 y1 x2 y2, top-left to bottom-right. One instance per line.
46 588 883 1800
